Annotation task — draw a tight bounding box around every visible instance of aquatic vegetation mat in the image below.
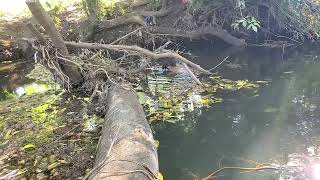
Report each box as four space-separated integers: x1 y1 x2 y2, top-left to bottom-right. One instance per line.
138 71 259 123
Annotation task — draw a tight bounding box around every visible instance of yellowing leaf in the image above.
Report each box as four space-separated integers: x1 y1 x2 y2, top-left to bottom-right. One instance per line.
4 130 12 139
23 144 36 150
47 162 61 170
57 160 67 164
154 140 160 148
157 172 164 180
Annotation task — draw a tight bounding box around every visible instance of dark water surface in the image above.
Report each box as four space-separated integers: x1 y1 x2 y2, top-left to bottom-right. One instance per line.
2 44 320 180
154 44 320 180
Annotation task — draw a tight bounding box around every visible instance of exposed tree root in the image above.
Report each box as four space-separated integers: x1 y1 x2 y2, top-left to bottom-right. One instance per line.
26 0 83 85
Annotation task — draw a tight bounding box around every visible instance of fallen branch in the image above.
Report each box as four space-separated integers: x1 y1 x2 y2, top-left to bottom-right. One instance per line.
110 27 144 45
209 56 229 71
139 6 176 17
148 26 247 47
131 0 152 7
201 165 280 180
64 41 210 74
101 6 176 30
182 63 203 86
103 15 145 29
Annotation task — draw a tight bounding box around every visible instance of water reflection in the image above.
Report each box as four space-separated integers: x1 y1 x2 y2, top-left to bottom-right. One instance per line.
154 46 320 180
0 61 55 100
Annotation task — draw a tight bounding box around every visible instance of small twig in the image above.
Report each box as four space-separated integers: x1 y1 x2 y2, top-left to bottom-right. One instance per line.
182 63 203 86
173 17 182 28
93 68 131 90
56 55 84 72
89 83 100 103
110 27 144 45
52 124 81 143
208 56 229 72
201 165 280 180
155 41 172 52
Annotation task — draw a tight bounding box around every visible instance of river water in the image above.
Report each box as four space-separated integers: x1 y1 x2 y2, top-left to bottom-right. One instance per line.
1 44 320 180
154 44 320 180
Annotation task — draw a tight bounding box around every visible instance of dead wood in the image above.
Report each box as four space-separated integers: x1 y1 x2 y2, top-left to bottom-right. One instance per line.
149 26 247 47
103 15 145 29
88 85 159 180
131 0 152 7
26 0 83 85
64 41 210 74
26 0 69 56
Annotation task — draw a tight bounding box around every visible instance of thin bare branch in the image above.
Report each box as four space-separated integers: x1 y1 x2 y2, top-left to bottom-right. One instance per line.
64 41 211 74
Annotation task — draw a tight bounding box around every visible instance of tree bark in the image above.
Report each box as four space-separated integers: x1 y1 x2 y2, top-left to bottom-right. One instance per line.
25 0 83 85
26 22 46 44
89 85 159 180
150 26 247 47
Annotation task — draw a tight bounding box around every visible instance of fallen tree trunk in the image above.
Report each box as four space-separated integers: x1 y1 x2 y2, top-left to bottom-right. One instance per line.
88 85 159 180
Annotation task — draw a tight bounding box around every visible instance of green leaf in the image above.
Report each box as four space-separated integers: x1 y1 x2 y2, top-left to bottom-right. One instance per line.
252 25 258 32
237 19 245 23
242 20 247 28
231 23 239 30
247 24 253 30
253 22 261 28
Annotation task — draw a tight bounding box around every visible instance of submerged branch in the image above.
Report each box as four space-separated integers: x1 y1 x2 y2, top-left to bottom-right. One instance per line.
201 165 280 180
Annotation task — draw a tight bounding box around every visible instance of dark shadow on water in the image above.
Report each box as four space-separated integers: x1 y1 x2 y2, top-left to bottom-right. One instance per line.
153 44 320 180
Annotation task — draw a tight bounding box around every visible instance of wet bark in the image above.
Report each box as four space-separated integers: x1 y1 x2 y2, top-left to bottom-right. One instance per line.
89 85 159 180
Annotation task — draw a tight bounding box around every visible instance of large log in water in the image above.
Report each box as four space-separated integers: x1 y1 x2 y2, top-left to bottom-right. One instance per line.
89 85 159 180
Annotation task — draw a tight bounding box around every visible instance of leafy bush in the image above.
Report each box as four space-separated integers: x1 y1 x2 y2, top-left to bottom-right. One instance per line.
231 16 261 32
187 0 320 40
0 10 6 17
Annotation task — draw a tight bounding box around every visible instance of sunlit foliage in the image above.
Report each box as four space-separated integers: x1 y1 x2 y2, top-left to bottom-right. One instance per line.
189 0 320 40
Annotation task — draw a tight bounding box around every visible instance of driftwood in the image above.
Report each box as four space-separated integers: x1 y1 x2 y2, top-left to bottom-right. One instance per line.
88 85 159 180
26 0 83 85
